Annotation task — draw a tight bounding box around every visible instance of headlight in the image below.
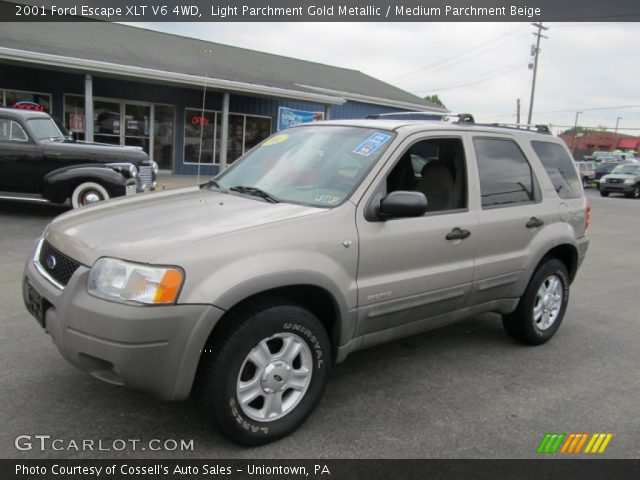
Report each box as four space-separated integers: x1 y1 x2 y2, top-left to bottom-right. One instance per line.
88 258 184 305
151 160 159 175
624 178 634 184
129 164 138 178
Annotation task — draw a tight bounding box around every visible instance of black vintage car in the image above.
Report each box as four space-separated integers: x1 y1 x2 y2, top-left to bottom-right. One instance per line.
0 107 157 208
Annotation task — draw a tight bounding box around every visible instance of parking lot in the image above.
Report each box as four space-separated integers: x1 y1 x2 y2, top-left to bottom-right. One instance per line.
1 189 638 459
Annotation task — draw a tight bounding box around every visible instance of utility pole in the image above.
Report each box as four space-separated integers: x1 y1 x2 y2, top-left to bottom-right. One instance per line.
527 22 549 125
516 98 521 124
572 111 582 158
613 117 622 151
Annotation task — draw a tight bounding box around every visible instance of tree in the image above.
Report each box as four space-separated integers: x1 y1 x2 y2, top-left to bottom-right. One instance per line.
424 94 447 110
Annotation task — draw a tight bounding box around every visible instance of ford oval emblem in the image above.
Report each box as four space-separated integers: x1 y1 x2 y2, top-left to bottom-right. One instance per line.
45 255 57 270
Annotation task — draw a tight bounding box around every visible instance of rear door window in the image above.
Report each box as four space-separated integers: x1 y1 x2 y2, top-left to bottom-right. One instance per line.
473 137 536 208
531 141 581 199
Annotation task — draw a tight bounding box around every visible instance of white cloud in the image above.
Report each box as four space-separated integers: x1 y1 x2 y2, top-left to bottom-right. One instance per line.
130 21 640 136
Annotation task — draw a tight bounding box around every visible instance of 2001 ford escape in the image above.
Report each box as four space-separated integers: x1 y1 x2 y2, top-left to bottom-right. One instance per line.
23 115 590 445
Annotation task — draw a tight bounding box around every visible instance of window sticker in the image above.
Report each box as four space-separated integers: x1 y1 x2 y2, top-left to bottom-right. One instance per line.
263 133 288 146
314 195 340 205
353 133 392 156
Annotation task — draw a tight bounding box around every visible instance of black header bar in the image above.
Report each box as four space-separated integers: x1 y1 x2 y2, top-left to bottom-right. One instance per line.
2 0 640 22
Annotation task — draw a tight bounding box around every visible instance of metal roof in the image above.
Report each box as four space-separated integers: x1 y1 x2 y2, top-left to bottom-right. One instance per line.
0 22 446 112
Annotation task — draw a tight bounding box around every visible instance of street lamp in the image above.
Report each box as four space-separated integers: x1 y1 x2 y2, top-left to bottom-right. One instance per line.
572 111 582 158
613 117 622 151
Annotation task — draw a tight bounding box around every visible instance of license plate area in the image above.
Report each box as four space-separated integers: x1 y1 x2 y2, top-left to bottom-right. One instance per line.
125 184 137 196
24 280 47 328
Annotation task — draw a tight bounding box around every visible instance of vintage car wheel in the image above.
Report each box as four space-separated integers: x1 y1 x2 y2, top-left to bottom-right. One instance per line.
71 182 110 208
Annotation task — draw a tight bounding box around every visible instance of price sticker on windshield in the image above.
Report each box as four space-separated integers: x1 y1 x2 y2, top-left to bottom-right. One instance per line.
353 133 391 156
263 134 289 146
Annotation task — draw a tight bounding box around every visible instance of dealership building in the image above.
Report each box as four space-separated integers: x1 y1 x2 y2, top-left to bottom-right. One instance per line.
0 22 444 175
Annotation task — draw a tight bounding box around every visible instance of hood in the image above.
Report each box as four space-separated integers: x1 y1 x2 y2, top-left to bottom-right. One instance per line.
43 141 150 164
45 187 326 266
603 173 639 181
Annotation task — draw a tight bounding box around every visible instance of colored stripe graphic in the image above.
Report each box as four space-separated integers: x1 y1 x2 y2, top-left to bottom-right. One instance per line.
585 433 613 454
539 433 613 454
537 433 565 453
560 433 589 453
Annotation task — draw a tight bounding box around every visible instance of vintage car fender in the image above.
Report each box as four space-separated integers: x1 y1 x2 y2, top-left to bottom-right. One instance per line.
42 164 135 203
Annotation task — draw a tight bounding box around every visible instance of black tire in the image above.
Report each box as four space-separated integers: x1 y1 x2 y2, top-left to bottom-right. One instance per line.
502 259 569 345
600 190 609 197
71 181 110 208
193 297 331 446
582 176 589 188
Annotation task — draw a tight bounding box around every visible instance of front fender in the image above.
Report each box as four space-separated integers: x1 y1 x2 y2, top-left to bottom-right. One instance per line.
182 251 358 347
43 166 134 203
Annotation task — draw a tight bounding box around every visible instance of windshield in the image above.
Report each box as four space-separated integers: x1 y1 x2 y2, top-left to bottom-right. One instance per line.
27 118 65 140
612 165 640 175
213 125 395 207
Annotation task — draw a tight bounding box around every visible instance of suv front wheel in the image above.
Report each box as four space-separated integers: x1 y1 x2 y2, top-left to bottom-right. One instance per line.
502 259 570 345
194 298 331 445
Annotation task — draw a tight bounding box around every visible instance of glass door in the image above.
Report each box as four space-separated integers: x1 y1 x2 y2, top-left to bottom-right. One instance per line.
124 103 151 153
94 100 121 145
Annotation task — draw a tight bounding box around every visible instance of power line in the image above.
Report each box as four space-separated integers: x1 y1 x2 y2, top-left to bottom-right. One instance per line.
414 62 527 94
389 26 526 83
552 124 640 131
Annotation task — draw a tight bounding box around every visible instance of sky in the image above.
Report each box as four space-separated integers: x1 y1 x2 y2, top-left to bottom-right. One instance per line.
132 22 640 136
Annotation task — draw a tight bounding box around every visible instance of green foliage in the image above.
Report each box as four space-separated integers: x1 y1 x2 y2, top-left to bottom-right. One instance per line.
424 94 447 110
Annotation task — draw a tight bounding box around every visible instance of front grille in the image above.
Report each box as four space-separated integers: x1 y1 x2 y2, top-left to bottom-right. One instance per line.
37 240 81 287
136 165 154 191
607 178 623 184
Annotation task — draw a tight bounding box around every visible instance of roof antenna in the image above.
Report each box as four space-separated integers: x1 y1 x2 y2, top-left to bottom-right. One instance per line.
196 73 207 185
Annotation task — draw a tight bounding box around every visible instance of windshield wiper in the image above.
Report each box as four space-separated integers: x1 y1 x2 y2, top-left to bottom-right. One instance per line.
229 185 280 203
200 178 228 192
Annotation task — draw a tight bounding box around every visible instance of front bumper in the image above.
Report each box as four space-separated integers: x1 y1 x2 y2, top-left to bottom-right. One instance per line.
23 248 224 401
599 182 635 193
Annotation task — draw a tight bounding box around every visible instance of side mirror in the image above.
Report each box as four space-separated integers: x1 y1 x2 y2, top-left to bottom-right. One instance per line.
379 191 427 219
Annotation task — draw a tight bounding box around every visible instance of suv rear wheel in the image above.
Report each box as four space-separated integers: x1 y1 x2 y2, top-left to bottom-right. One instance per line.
502 259 569 345
194 298 331 445
600 190 610 197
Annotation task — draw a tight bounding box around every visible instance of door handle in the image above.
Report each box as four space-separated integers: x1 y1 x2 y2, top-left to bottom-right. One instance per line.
526 217 545 228
446 227 471 241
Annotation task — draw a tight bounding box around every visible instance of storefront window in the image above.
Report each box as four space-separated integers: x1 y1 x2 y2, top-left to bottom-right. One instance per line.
64 95 85 141
154 105 175 170
244 116 272 152
216 113 245 165
184 109 216 164
2 89 51 113
124 103 150 155
94 100 121 145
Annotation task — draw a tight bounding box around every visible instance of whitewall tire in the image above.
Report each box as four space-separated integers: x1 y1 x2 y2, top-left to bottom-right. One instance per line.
71 182 110 208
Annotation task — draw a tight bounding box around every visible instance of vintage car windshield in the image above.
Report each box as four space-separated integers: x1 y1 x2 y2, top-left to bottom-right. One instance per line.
612 164 640 175
214 125 395 208
27 118 65 140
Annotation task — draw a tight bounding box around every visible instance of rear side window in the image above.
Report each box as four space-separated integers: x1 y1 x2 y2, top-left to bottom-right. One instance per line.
473 138 535 208
0 118 29 142
531 141 581 199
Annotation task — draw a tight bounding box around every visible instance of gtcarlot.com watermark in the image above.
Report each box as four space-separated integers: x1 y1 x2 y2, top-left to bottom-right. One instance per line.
15 434 194 452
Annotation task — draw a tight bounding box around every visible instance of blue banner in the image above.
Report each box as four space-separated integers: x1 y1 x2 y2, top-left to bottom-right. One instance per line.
277 107 324 131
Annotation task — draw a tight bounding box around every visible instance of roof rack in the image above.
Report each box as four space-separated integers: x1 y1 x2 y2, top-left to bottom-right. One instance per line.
484 123 551 134
365 111 475 124
364 111 551 134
